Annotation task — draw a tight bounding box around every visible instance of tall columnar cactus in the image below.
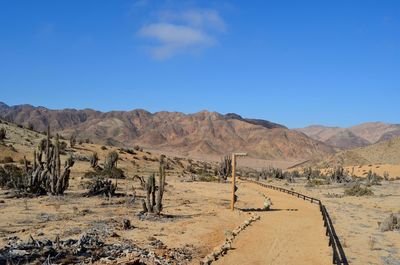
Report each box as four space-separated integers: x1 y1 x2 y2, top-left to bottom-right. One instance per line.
90 152 99 169
142 156 166 214
155 157 166 214
144 173 156 213
25 125 74 195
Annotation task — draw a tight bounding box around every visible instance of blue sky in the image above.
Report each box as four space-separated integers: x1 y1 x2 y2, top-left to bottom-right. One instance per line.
0 0 399 128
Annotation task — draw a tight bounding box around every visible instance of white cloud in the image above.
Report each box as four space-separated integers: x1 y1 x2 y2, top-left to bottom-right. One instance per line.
137 9 225 59
138 23 215 59
159 9 226 32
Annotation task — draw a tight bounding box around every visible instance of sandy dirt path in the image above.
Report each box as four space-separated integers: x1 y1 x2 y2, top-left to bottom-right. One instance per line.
214 181 332 265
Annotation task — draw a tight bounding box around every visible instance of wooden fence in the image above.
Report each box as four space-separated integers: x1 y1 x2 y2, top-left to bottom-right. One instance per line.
244 178 349 265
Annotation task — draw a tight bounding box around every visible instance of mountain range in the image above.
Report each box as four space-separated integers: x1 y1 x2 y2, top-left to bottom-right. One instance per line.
0 102 333 161
2 102 399 163
296 122 400 150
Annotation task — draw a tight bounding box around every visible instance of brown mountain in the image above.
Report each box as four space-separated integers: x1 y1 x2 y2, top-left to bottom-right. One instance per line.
0 102 334 161
307 136 400 168
297 122 400 149
349 122 400 143
324 130 370 149
296 125 344 142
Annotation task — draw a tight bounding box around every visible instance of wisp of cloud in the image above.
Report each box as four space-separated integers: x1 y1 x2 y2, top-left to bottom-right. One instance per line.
137 8 225 59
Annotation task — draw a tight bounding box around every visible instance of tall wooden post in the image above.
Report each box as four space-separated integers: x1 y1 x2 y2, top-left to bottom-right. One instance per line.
230 152 247 211
230 153 236 211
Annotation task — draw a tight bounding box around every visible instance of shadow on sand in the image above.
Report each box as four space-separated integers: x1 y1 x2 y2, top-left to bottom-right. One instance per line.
238 208 298 212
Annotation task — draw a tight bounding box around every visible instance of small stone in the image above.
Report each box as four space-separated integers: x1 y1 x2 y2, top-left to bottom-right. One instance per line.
9 249 29 256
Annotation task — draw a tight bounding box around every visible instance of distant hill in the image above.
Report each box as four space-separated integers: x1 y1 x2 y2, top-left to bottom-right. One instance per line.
325 130 370 149
297 122 400 149
303 136 400 168
0 102 334 161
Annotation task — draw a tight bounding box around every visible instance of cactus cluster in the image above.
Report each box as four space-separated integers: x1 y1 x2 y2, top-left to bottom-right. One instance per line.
26 125 75 195
142 156 166 214
85 151 123 196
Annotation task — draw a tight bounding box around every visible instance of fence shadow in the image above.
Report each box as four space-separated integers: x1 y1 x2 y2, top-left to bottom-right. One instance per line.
238 208 298 212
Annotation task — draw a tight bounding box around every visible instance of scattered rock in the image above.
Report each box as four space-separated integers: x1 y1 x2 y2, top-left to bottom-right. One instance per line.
201 214 260 264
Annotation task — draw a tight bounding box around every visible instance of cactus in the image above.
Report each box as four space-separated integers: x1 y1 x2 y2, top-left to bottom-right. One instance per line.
143 173 156 213
155 157 166 214
69 134 76 148
217 156 232 182
104 151 118 171
0 127 6 141
90 152 99 169
24 125 75 195
142 156 166 214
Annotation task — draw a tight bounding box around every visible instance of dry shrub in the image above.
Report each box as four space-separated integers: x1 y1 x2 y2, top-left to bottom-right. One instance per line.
344 184 374 196
0 164 25 189
0 156 14 163
379 213 400 232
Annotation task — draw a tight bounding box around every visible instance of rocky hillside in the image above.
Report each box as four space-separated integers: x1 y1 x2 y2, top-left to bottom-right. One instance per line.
303 136 400 168
297 122 400 149
0 102 334 161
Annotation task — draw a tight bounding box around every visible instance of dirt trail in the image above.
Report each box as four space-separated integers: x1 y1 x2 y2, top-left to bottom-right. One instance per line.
214 182 332 265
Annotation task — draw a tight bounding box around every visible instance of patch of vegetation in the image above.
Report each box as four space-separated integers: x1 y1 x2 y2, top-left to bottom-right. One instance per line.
216 155 232 182
119 148 136 155
366 170 381 185
86 178 116 197
26 122 34 131
379 213 400 232
0 156 14 164
0 128 6 141
256 167 299 183
383 171 390 181
305 178 327 187
142 156 166 214
198 175 218 182
59 141 68 154
344 184 374 196
327 166 351 183
0 164 26 189
84 151 125 197
8 144 17 152
133 145 143 151
1 126 75 196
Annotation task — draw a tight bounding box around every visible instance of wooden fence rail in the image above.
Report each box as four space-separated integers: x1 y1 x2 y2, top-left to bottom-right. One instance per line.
243 178 349 265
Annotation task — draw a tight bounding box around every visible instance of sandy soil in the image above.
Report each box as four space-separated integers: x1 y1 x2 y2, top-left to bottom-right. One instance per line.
0 176 333 265
214 181 331 265
1 123 399 264
344 164 400 179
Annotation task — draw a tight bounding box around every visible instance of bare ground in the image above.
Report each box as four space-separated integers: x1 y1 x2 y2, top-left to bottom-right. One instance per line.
260 179 400 265
214 181 331 265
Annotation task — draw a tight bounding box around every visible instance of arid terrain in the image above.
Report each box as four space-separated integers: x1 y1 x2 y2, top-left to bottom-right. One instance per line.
0 108 399 265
